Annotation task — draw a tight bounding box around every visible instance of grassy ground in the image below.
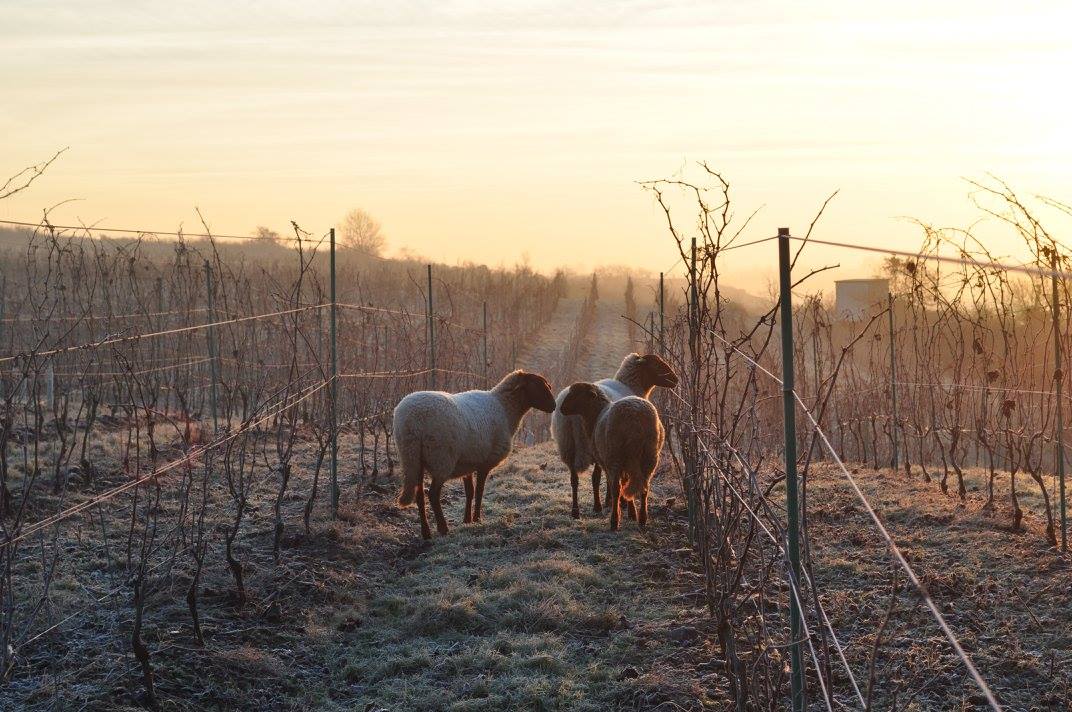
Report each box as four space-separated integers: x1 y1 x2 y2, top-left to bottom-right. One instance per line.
802 462 1072 710
1 437 716 711
6 286 1071 710
333 443 716 711
3 291 722 711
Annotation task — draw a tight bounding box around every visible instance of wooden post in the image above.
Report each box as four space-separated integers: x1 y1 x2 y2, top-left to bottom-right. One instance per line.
204 260 219 433
777 228 806 712
889 292 899 471
427 264 436 390
317 307 324 410
1052 254 1067 552
687 238 699 543
155 276 167 412
330 228 339 518
482 301 489 388
658 271 665 355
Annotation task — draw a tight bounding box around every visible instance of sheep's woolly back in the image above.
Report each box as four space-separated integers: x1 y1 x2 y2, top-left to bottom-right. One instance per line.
552 356 645 471
594 396 664 500
552 389 593 471
394 371 546 505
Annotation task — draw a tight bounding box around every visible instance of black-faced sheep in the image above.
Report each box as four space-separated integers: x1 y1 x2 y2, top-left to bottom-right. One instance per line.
551 353 677 518
394 370 556 539
559 382 664 530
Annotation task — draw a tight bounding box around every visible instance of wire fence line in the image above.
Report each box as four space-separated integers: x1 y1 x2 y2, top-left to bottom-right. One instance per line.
0 306 214 323
637 170 1066 710
0 217 566 707
678 410 866 709
0 375 329 551
0 304 337 365
785 234 1072 281
699 323 1002 710
0 218 310 244
664 383 869 707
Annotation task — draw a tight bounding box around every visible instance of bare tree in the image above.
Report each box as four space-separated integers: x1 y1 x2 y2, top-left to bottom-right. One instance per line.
253 226 282 245
340 208 386 256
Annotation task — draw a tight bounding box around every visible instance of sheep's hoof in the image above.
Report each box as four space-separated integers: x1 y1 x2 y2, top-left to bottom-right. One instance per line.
593 504 603 514
571 507 580 520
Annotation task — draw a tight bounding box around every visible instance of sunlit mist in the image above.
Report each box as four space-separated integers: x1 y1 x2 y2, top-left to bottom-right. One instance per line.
2 1 1070 285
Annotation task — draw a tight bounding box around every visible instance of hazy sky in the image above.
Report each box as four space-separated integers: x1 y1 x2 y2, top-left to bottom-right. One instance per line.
2 1 1069 286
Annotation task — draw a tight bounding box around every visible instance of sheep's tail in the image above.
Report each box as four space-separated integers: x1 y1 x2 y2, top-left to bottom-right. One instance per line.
552 408 594 472
622 470 649 500
398 449 423 507
622 414 660 501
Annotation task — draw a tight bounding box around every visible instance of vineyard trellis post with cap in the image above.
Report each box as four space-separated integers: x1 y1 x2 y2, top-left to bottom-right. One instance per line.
330 227 339 518
204 260 220 433
427 264 436 390
686 237 699 544
889 291 899 470
483 300 489 388
154 276 166 411
1052 253 1067 552
777 227 806 712
658 271 665 355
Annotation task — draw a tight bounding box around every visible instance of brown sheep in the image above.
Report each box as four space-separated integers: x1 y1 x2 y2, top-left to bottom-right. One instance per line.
559 382 665 530
552 353 677 518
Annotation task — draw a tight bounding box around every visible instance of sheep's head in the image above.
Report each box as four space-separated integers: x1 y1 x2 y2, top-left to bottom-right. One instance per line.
503 371 556 413
559 382 610 417
635 353 679 388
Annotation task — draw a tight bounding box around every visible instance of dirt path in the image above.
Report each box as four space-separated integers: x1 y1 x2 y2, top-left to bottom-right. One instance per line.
515 293 631 444
336 444 709 711
515 296 581 377
333 291 713 710
569 298 632 383
516 294 630 383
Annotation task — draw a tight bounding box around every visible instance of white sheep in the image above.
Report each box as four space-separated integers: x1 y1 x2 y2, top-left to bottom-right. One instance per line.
394 370 556 539
559 383 664 530
551 353 677 518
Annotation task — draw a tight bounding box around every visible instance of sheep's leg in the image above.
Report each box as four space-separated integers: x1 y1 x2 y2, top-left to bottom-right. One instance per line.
624 497 637 521
429 479 449 536
463 475 474 524
416 480 432 541
607 468 621 531
638 489 648 527
594 464 609 512
569 467 580 519
473 469 490 522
